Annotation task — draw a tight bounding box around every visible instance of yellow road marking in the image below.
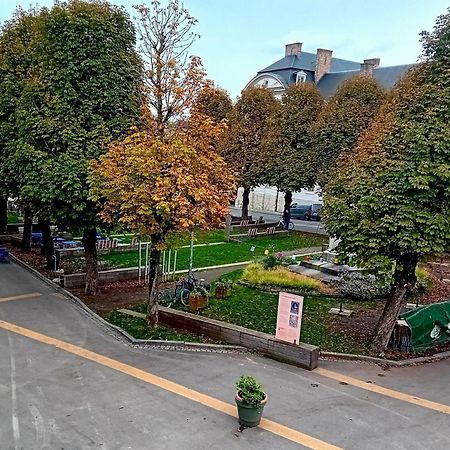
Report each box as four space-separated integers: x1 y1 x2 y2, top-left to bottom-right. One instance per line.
314 367 450 415
0 320 341 450
0 293 42 303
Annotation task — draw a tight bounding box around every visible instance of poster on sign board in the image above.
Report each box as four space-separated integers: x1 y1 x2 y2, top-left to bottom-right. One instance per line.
275 292 304 344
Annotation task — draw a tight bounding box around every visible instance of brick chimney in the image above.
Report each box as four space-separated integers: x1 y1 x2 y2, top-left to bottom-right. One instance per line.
315 48 333 83
360 58 380 76
285 43 302 57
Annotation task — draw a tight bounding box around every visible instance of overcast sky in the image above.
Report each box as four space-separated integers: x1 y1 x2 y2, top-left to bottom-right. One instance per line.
1 0 449 99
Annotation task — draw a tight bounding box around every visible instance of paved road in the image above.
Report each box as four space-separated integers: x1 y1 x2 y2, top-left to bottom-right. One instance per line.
1 262 450 449
229 206 327 235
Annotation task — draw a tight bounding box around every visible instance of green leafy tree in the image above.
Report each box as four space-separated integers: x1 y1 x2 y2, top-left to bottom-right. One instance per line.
264 83 323 224
324 9 450 353
192 84 233 123
312 76 385 188
0 8 39 244
0 2 142 291
220 87 278 219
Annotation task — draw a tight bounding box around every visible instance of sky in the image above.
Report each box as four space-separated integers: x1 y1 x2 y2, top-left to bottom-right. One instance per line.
1 0 449 99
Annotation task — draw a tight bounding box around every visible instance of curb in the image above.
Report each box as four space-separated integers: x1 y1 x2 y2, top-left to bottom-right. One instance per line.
320 350 450 367
8 253 247 354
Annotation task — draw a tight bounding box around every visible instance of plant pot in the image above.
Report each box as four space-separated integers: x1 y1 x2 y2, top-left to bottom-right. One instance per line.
189 293 208 311
235 391 268 427
215 286 226 299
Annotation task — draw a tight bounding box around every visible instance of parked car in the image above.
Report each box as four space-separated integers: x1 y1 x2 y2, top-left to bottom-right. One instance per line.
290 204 312 220
310 204 322 221
290 203 322 221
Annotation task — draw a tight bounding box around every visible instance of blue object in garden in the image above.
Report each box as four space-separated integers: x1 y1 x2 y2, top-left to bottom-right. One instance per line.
32 232 43 245
0 247 10 263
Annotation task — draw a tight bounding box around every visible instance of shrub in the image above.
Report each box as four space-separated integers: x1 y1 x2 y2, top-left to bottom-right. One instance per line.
236 375 265 407
333 271 390 300
411 267 433 295
242 263 321 292
262 252 295 270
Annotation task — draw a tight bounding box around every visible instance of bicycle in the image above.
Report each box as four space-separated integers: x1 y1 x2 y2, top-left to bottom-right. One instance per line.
157 273 210 308
277 217 294 230
157 285 190 308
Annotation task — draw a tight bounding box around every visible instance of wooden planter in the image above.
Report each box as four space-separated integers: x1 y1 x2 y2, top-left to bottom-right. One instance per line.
215 286 232 299
189 292 208 311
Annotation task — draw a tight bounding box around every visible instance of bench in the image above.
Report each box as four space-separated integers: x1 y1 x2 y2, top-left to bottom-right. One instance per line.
96 238 119 250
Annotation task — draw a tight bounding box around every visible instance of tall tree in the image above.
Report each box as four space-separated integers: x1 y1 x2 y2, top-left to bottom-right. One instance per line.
134 0 205 138
0 2 142 288
0 7 38 243
264 83 323 226
312 76 385 188
0 197 7 234
89 113 235 326
324 8 450 353
220 87 278 219
192 85 233 124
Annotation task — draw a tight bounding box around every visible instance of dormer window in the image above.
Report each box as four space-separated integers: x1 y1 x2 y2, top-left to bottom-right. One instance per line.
296 71 307 84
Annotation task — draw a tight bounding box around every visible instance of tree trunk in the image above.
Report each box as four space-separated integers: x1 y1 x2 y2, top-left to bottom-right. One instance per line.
241 187 250 220
21 206 32 252
146 239 162 328
0 197 7 234
282 191 292 229
83 227 98 295
371 253 418 355
39 219 55 270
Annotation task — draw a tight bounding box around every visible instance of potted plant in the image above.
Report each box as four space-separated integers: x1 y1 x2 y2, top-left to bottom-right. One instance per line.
235 375 267 427
215 280 233 299
189 286 209 311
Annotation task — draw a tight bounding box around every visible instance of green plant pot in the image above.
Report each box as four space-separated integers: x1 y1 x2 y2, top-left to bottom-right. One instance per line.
235 392 267 427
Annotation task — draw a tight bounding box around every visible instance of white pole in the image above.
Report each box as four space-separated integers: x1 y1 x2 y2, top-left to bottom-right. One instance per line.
145 243 149 284
167 249 171 282
189 231 194 278
147 243 151 283
172 250 177 280
162 250 166 282
138 241 141 284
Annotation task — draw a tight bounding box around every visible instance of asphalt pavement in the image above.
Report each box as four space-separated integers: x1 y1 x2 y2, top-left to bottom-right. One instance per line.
1 261 450 449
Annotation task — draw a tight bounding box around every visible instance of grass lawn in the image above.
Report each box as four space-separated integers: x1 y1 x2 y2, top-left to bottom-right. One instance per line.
100 231 326 271
115 270 375 354
103 311 205 342
107 229 226 245
194 273 373 354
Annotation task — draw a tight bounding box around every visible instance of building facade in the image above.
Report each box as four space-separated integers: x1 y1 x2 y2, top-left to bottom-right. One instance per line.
245 42 414 99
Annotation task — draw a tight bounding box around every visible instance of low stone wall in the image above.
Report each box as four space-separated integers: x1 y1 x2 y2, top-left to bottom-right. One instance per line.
63 267 139 288
158 307 319 370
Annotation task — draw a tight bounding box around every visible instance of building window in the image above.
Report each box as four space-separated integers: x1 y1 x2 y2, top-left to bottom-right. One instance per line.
296 71 306 84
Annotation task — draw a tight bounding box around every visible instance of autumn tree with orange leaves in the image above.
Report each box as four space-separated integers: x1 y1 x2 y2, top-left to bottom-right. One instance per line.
89 117 234 326
134 0 206 137
89 1 235 326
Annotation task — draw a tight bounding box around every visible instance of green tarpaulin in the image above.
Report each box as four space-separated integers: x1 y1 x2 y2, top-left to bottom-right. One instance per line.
402 301 450 352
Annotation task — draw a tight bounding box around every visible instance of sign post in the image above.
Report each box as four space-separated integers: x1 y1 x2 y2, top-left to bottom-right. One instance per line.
275 292 304 344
